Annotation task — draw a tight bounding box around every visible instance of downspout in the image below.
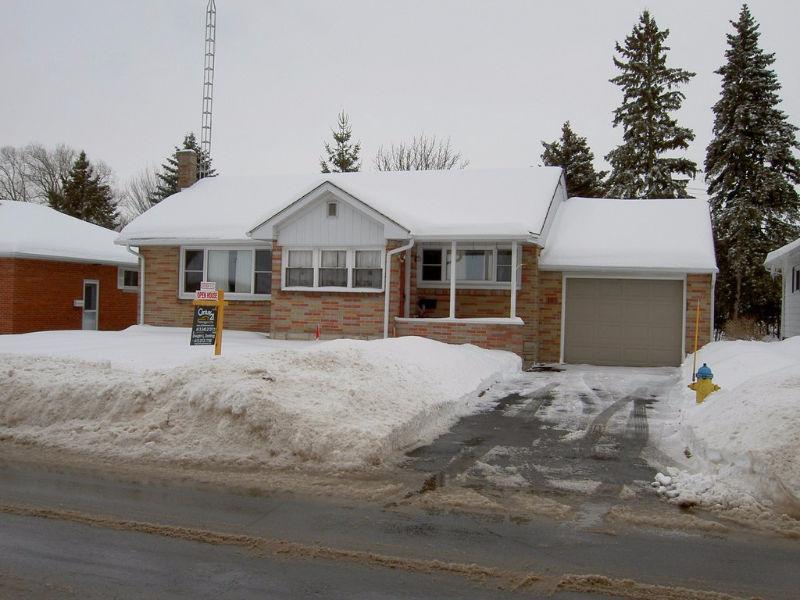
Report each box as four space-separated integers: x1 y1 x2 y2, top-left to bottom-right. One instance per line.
384 238 415 338
126 244 144 325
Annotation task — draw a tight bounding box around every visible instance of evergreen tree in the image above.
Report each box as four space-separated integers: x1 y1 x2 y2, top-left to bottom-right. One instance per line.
605 10 697 198
705 4 800 327
153 133 215 204
541 121 607 197
48 151 118 229
320 111 361 173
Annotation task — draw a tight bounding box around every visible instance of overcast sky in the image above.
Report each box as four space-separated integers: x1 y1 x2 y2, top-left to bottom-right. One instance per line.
1 0 798 194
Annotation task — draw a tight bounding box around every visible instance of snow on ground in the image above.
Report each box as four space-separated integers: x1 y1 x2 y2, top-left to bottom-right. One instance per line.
0 328 519 470
0 326 312 370
651 337 800 519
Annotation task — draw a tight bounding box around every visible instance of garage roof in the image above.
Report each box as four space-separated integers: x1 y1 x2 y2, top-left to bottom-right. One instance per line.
539 197 718 273
0 200 137 266
117 168 564 243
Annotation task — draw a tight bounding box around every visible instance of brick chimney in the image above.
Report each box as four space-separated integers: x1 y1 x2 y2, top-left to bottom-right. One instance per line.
176 149 198 190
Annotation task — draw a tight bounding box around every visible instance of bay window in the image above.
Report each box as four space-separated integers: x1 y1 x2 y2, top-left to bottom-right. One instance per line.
180 248 272 298
419 245 518 287
282 248 384 291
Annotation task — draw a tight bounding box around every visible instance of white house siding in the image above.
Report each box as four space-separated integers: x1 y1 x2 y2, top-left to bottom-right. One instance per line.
781 249 800 338
276 193 385 247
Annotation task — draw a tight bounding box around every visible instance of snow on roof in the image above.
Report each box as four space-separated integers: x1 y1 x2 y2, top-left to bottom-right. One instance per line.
764 237 800 268
539 197 718 273
117 168 564 243
0 200 137 266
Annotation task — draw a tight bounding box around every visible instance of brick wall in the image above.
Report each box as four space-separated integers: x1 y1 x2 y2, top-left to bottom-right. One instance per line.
408 245 540 362
0 258 16 334
685 273 713 353
394 318 524 356
0 257 137 333
140 246 270 333
269 241 405 340
537 271 563 363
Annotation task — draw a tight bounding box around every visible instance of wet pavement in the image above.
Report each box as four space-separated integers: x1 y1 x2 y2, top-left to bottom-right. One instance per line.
405 366 676 511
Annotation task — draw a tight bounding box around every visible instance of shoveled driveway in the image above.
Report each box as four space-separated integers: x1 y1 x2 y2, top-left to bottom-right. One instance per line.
404 365 680 509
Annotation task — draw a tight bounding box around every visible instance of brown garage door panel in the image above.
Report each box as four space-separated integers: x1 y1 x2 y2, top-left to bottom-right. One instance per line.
564 278 683 367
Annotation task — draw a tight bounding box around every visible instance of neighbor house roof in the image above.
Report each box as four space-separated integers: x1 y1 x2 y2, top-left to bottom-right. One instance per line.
764 237 800 270
116 168 564 244
0 200 137 266
539 197 718 273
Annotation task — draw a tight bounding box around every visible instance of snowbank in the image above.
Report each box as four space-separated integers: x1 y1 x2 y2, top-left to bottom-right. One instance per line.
653 337 800 518
0 332 519 470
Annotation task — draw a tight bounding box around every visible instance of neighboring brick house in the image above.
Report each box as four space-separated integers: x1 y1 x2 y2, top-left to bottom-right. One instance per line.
118 152 717 367
0 200 139 334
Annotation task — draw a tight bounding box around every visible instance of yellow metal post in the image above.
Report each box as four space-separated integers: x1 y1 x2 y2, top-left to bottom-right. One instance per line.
214 289 224 356
691 298 700 382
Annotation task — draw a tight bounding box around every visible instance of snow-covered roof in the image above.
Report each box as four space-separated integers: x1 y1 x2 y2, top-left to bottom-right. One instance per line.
764 237 800 269
539 197 718 273
0 200 137 266
117 168 564 243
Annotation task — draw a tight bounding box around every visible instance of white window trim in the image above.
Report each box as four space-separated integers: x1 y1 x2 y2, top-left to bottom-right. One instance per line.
117 266 140 292
417 244 520 290
792 265 800 294
178 246 273 301
281 247 385 292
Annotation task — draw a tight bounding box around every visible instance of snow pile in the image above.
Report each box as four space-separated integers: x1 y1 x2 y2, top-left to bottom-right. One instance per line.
653 337 800 518
0 334 519 470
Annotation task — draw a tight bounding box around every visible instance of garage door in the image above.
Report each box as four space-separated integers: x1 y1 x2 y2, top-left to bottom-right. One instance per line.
564 278 683 367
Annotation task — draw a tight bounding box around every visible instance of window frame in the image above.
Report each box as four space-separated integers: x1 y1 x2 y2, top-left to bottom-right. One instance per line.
178 246 273 301
792 265 800 294
117 266 140 292
281 247 385 292
417 243 521 289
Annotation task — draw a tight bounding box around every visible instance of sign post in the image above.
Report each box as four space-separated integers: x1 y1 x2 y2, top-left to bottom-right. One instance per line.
191 282 228 356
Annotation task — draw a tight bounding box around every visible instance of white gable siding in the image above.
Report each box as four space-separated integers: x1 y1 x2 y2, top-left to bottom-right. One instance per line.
276 194 385 247
782 250 800 338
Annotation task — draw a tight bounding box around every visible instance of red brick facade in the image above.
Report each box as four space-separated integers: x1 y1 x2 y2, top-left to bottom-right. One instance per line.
394 319 524 356
136 244 714 365
140 246 270 333
685 273 713 352
0 256 138 334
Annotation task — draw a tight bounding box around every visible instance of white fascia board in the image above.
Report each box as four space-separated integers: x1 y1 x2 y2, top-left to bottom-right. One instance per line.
412 234 538 243
117 238 267 247
540 264 718 276
537 172 567 244
0 251 137 268
248 181 411 240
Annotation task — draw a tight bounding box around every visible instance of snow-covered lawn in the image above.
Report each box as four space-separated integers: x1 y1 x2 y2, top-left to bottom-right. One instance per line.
0 327 519 470
652 337 800 519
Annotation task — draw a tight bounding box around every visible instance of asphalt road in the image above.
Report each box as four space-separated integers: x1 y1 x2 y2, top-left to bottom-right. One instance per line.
1 459 798 599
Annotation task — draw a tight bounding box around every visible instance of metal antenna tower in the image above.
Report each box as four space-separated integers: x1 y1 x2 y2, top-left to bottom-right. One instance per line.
199 0 216 177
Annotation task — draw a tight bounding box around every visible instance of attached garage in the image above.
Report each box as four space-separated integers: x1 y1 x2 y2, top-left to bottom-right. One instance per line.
563 278 684 367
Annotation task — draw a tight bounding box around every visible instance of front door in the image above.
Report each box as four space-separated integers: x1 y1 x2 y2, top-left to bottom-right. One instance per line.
82 280 99 330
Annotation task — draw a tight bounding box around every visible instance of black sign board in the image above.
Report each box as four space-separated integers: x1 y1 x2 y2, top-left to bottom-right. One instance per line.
190 306 217 346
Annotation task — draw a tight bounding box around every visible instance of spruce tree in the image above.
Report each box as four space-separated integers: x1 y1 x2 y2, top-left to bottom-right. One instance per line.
320 111 361 173
605 10 697 198
152 133 215 204
541 121 607 197
48 151 118 229
706 4 800 327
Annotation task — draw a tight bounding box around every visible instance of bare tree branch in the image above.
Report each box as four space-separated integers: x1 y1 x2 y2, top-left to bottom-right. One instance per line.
374 134 469 171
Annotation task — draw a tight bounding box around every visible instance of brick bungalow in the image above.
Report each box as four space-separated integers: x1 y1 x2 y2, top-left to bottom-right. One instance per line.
0 200 139 334
117 150 717 367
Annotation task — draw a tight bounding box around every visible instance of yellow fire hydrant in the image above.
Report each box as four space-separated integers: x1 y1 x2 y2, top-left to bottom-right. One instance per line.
688 363 720 404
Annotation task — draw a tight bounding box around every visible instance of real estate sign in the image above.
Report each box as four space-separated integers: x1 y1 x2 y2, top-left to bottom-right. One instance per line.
190 306 217 345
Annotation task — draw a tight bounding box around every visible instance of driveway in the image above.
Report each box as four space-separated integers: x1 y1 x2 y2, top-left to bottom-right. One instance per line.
405 365 680 509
